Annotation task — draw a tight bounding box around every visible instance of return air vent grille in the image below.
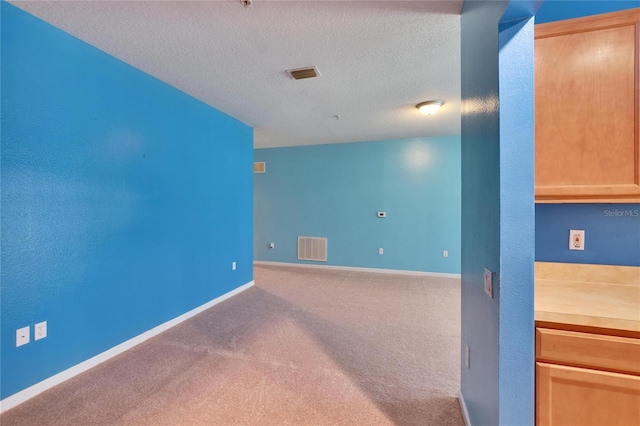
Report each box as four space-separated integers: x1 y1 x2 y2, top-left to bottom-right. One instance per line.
297 236 327 262
287 67 319 80
253 162 266 173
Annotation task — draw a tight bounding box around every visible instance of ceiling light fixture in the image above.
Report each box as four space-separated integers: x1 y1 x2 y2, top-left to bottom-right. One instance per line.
416 100 444 115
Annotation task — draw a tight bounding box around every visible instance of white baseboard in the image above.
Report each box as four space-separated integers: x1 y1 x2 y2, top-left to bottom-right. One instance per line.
0 280 255 413
254 260 461 279
459 389 472 426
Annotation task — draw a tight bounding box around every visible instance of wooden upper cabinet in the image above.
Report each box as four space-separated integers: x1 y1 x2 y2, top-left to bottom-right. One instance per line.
535 9 640 203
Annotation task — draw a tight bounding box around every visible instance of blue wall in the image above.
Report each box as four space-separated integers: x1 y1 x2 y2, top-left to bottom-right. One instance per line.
536 0 638 24
1 3 253 400
460 1 538 425
534 1 640 267
254 137 461 274
536 204 640 266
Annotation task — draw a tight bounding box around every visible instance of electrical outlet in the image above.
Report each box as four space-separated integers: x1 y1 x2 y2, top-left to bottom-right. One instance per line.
232 261 236 271
569 229 585 251
16 326 30 347
379 248 384 255
35 321 47 340
466 345 470 369
484 268 493 299
443 250 448 258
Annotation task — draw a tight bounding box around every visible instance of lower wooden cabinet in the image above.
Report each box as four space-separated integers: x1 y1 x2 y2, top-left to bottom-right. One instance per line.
536 327 640 426
536 362 640 426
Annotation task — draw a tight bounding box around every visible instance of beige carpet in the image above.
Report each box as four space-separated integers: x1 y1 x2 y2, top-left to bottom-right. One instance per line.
1 265 463 426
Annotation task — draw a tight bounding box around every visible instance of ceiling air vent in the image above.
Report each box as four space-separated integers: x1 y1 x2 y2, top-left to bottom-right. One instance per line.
286 67 319 80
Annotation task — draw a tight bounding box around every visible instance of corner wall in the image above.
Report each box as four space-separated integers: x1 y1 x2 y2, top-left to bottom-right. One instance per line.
254 137 461 274
1 3 253 400
460 1 538 424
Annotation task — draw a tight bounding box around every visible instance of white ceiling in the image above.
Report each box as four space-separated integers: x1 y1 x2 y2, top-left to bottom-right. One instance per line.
10 0 462 148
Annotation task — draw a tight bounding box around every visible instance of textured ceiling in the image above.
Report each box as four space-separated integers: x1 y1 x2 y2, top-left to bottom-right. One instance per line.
10 1 462 148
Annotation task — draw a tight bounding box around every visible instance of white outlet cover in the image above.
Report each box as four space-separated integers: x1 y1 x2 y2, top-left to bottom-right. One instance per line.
443 250 448 258
16 326 30 347
35 321 47 340
569 229 585 251
378 248 383 255
232 261 237 271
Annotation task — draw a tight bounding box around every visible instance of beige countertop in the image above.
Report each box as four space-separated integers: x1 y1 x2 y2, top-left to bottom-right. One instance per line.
535 262 640 333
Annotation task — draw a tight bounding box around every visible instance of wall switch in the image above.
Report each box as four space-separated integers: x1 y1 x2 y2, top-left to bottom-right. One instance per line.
378 248 384 255
232 261 237 271
484 268 493 299
377 212 386 218
443 250 448 258
16 326 30 347
466 345 470 369
269 243 275 249
35 321 47 340
569 229 585 251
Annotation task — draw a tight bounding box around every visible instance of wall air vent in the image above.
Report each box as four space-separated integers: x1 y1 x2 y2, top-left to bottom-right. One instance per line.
253 162 266 173
298 236 327 262
286 67 320 80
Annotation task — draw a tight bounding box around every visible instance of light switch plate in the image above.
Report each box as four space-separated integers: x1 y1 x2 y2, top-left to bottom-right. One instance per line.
484 268 493 299
466 345 470 369
16 326 30 347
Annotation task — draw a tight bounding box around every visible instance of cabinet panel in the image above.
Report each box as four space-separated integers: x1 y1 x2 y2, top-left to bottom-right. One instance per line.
537 362 640 426
537 328 640 375
535 9 640 203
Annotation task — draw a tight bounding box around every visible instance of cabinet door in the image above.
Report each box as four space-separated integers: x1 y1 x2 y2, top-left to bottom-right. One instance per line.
535 9 640 203
537 362 640 426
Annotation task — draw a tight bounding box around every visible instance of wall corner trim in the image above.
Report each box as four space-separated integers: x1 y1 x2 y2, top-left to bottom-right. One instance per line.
253 261 461 279
0 280 255 414
459 389 472 426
